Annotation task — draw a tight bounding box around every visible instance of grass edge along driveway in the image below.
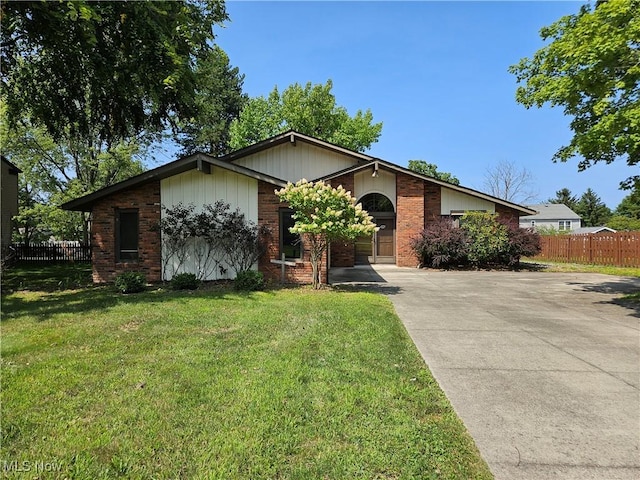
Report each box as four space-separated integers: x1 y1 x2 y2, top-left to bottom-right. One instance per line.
1 284 492 479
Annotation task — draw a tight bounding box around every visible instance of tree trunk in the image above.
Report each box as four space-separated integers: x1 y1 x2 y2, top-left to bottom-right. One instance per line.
308 234 325 289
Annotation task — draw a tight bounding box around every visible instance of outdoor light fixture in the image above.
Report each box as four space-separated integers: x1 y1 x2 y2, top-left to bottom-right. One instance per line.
372 161 379 178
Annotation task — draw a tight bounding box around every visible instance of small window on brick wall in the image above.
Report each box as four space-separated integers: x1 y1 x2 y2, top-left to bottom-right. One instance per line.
280 208 302 259
449 209 487 228
116 209 139 261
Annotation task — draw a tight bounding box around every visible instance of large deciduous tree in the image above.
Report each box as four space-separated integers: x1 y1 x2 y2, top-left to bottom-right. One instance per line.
1 0 227 144
276 180 376 289
229 80 383 152
509 0 640 188
614 185 640 219
607 183 640 229
1 1 230 243
407 160 460 185
0 103 146 243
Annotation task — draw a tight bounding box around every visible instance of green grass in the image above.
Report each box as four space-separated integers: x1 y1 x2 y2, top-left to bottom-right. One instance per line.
521 259 640 277
1 269 491 479
2 263 93 292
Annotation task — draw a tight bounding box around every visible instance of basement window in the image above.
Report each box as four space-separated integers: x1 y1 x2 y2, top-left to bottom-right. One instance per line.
116 209 139 261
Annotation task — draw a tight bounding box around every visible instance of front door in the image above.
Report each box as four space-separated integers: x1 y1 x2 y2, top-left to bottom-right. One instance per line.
376 218 395 258
355 215 396 264
355 193 396 264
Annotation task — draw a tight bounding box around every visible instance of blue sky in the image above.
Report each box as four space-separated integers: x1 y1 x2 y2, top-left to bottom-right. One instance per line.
168 0 635 209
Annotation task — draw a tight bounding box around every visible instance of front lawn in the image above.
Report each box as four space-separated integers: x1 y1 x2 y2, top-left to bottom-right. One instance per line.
1 281 491 479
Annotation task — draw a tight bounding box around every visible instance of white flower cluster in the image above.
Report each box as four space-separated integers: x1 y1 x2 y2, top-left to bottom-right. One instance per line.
275 179 376 239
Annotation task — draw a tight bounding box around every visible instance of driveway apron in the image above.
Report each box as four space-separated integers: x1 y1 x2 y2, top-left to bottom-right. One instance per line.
331 265 640 480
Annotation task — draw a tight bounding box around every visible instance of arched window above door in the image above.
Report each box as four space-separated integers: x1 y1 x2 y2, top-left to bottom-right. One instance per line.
359 193 394 213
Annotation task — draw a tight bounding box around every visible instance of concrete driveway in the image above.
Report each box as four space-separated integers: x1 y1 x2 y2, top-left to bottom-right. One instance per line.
330 265 640 480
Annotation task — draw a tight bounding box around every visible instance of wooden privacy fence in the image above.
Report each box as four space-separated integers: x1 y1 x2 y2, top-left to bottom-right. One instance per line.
11 242 92 263
535 232 640 267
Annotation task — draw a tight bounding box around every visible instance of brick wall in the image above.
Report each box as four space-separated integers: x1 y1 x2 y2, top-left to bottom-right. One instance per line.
495 204 521 227
327 173 356 267
91 181 161 283
396 172 425 267
257 181 328 285
424 181 442 226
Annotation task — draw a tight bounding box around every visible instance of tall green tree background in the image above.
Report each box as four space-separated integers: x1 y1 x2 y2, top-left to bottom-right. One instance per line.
229 80 383 152
176 46 248 157
407 160 460 185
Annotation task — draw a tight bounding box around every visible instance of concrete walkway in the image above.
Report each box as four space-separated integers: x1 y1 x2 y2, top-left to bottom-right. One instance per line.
330 265 640 480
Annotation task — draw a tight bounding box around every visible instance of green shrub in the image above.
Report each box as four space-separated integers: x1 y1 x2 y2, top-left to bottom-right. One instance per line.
170 272 200 290
460 212 509 266
114 271 146 294
234 270 264 291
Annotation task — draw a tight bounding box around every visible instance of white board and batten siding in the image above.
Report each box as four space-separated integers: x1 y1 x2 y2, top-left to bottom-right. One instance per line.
160 167 258 281
354 169 397 210
441 188 495 215
233 142 358 183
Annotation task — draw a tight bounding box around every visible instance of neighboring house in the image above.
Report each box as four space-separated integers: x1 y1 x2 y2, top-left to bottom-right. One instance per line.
1 156 21 253
520 203 582 232
62 131 536 284
571 226 616 234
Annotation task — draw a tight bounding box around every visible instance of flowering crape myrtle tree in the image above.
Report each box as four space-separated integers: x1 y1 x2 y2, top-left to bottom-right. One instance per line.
276 180 377 289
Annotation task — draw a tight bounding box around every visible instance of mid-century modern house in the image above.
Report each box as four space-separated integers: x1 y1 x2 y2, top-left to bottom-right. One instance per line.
520 203 582 232
62 131 536 284
1 156 21 254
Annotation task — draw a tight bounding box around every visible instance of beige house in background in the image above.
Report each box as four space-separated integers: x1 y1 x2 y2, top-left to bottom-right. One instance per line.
1 156 20 252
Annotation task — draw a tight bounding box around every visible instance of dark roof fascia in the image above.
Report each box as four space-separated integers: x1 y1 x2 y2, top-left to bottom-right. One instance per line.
1 156 22 174
318 159 538 216
223 130 375 165
61 153 287 212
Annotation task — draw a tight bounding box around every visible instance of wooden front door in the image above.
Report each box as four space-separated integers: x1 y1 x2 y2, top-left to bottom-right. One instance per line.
355 216 395 264
376 218 395 257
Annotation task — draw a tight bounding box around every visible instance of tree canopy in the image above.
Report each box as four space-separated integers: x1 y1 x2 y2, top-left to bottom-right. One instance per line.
575 188 612 227
407 160 460 185
176 46 247 157
229 80 383 152
509 0 640 188
614 185 640 219
0 102 146 243
1 0 227 144
548 188 579 211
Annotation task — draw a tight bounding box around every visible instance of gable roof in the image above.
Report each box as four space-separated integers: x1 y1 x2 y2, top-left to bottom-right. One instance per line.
62 153 287 212
319 159 537 216
224 130 375 165
521 203 581 220
61 130 536 216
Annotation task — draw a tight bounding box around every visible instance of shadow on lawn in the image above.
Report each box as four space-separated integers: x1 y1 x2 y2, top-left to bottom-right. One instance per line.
0 286 246 323
2 287 147 322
